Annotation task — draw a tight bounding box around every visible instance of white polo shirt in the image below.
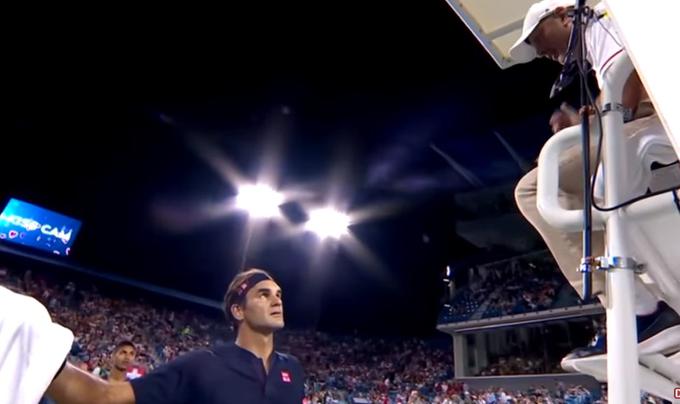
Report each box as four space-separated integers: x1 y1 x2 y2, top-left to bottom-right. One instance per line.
0 286 74 404
586 3 625 89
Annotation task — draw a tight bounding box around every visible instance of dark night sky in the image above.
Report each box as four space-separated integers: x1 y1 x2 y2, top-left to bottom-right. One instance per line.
2 1 572 335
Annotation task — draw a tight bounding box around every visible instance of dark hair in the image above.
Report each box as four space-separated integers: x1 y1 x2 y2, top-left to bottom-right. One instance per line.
113 340 136 353
223 268 274 331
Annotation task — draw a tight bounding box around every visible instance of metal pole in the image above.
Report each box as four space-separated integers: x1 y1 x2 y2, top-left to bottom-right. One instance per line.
574 0 594 303
601 53 640 404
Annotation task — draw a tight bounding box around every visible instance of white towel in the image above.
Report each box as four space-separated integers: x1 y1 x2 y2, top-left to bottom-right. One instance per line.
0 286 74 404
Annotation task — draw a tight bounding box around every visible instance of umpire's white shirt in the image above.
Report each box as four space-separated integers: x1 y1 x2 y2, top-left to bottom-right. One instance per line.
0 286 74 404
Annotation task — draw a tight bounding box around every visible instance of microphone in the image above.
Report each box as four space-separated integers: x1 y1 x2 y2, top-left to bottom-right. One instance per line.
550 59 580 99
549 3 593 99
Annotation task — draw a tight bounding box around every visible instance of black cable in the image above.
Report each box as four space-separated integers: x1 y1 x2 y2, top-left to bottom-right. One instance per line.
575 1 593 301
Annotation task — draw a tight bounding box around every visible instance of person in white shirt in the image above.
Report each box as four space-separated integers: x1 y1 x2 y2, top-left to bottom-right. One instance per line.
510 0 679 358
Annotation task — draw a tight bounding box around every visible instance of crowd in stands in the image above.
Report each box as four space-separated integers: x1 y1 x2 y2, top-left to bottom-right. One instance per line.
1 265 668 403
303 382 599 403
439 263 505 323
439 289 486 323
441 252 583 323
285 333 454 403
1 268 222 373
482 258 562 319
477 356 563 376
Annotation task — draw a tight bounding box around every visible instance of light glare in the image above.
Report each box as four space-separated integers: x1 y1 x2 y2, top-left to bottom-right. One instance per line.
306 208 350 239
236 184 284 218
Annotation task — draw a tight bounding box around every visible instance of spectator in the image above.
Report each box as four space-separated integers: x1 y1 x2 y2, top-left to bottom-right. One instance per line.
92 340 137 383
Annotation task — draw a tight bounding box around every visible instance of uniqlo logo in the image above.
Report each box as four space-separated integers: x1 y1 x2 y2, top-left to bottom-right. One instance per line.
674 387 680 399
281 371 291 383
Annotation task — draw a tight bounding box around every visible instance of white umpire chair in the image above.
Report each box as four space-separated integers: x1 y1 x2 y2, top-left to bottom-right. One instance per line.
445 0 680 402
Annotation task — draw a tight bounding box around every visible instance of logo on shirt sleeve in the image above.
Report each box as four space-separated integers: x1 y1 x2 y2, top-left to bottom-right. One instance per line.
281 370 291 383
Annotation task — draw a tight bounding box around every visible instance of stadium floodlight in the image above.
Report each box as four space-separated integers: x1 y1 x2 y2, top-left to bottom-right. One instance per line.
305 208 350 239
235 184 284 218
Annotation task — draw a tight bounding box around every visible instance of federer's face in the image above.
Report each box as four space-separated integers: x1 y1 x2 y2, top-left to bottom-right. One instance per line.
236 279 284 332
